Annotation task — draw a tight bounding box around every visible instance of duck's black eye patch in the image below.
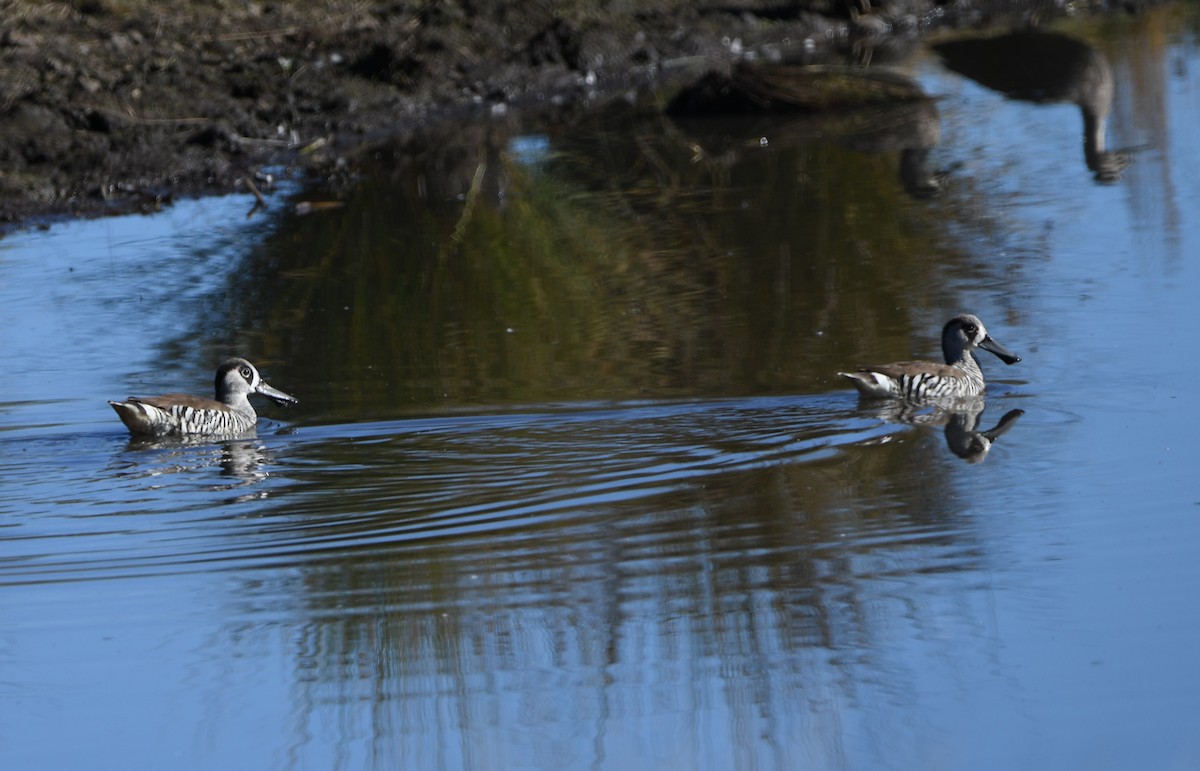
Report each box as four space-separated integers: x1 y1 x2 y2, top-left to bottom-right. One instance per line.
240 367 252 380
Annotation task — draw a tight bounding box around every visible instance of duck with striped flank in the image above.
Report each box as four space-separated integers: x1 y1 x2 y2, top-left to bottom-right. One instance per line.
839 314 1021 401
110 358 297 436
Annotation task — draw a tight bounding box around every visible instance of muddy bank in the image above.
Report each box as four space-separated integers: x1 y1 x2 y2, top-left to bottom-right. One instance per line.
0 0 1140 228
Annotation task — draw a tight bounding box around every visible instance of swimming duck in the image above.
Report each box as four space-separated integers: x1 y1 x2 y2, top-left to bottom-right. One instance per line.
839 314 1020 400
110 357 297 436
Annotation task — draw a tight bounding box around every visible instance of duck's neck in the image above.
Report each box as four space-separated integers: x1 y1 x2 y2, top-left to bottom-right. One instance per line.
950 353 979 393
950 350 984 382
222 393 257 417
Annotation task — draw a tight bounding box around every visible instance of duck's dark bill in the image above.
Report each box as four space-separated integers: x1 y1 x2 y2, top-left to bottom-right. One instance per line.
258 382 299 405
979 336 1021 365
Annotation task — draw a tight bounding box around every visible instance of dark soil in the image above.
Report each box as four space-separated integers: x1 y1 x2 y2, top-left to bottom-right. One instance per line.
0 0 1137 229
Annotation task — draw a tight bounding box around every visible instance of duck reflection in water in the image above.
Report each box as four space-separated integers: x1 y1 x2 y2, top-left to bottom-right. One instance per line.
932 30 1130 182
863 398 1025 464
120 435 273 483
667 62 945 198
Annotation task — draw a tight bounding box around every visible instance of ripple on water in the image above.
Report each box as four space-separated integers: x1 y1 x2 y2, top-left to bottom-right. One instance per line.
0 394 921 588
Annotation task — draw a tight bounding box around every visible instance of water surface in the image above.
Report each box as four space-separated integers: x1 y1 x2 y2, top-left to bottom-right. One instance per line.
3 8 1200 771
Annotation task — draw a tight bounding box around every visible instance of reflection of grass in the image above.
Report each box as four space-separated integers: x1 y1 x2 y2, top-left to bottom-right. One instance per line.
225 100 1020 418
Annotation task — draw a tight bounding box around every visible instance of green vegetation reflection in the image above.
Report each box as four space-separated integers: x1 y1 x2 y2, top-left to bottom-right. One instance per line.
245 97 1016 421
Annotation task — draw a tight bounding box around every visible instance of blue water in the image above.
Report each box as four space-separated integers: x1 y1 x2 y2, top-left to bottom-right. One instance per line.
3 11 1200 771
